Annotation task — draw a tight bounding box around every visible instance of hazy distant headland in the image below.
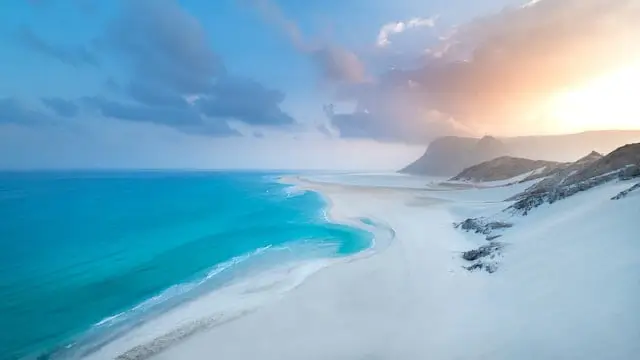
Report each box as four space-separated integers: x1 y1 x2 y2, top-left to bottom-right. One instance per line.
401 130 640 176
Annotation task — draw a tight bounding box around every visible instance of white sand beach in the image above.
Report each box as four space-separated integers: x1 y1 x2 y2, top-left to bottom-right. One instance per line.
86 173 640 360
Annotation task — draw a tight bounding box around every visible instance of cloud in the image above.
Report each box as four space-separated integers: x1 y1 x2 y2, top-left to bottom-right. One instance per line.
245 0 367 84
17 26 99 67
521 0 542 8
376 17 438 47
106 0 222 94
311 46 367 84
81 96 240 136
127 82 189 108
198 76 295 126
242 0 306 50
41 97 79 117
94 0 294 134
0 98 52 124
324 88 472 143
81 97 196 124
407 0 640 125
327 0 640 143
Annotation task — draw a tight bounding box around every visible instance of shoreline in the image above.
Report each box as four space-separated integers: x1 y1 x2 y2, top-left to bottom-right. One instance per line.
76 174 391 360
280 175 398 253
151 173 473 360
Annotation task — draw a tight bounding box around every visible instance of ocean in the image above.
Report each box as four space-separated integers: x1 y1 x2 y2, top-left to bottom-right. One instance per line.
0 171 374 359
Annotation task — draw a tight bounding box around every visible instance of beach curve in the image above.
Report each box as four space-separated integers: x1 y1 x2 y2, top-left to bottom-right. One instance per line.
77 174 395 360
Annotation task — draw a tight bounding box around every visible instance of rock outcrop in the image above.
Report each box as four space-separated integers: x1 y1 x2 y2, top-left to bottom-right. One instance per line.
462 242 504 261
462 242 504 273
455 218 513 240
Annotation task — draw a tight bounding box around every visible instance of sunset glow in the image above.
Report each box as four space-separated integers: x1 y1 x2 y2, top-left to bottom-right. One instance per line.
548 63 640 133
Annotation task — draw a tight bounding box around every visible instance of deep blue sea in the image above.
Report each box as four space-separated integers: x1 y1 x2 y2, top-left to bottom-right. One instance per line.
0 171 373 359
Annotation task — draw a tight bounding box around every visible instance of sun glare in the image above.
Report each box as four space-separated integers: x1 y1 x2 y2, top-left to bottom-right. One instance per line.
547 64 640 133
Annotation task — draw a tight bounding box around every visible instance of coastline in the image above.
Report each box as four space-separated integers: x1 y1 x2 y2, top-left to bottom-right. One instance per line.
279 175 398 253
150 174 475 360
76 174 391 360
82 172 640 360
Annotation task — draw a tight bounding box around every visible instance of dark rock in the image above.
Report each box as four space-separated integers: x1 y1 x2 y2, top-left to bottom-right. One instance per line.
510 194 545 215
487 221 513 230
463 262 498 273
456 218 487 234
462 243 503 261
455 218 513 235
486 234 502 241
464 263 484 272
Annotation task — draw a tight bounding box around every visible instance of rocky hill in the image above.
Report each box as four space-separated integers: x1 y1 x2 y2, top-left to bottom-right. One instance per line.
400 130 640 176
575 150 604 164
564 143 640 184
518 151 604 193
509 143 640 214
451 156 564 182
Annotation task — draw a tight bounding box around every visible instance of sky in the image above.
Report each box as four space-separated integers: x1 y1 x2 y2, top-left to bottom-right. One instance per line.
1 0 640 170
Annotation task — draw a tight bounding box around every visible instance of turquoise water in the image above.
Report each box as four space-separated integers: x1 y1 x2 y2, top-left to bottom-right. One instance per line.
0 171 373 359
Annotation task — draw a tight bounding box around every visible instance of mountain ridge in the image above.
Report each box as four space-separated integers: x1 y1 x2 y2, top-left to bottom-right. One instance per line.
400 130 640 176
